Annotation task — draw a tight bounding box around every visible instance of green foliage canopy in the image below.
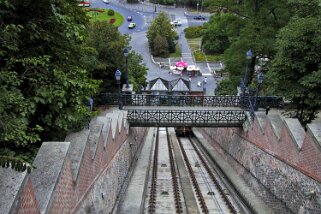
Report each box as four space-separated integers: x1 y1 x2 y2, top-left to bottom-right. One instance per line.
147 12 177 57
268 0 321 125
204 0 290 93
0 0 100 169
85 21 147 94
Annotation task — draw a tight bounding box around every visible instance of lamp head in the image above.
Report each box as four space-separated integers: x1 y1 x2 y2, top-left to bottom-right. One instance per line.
246 50 253 59
123 48 129 57
115 69 121 81
257 72 264 84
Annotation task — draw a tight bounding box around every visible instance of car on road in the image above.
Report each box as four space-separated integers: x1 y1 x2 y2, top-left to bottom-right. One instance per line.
102 0 111 3
194 15 206 20
128 22 136 29
78 1 90 7
127 16 133 21
170 19 182 27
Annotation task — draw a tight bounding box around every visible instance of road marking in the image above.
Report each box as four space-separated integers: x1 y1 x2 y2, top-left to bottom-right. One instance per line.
201 73 213 76
207 62 215 75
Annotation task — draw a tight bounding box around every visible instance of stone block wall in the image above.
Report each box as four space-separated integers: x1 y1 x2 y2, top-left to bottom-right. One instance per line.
1 108 147 214
199 112 321 213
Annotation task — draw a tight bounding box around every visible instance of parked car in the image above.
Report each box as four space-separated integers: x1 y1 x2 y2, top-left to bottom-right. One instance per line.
102 0 110 3
127 16 133 21
194 15 206 20
78 1 90 7
170 20 182 27
128 22 136 29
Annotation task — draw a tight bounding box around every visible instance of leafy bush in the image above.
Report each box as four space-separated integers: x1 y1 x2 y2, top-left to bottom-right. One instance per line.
215 76 239 95
193 50 206 61
158 0 175 5
107 9 115 16
184 26 203 38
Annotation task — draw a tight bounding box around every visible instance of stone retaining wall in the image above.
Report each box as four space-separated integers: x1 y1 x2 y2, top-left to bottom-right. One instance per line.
0 108 147 214
198 112 321 213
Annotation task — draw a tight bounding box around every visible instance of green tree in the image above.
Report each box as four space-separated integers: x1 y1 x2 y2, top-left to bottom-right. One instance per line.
85 21 147 94
204 0 290 94
86 21 129 92
152 34 169 57
127 51 148 92
202 13 244 54
0 0 100 171
147 11 176 57
268 0 321 125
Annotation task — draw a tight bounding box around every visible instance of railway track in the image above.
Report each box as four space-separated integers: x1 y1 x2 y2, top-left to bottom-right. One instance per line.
144 127 252 213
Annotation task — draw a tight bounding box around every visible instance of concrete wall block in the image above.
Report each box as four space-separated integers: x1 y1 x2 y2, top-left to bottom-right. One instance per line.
87 123 103 160
65 130 90 183
267 114 283 140
0 167 27 214
30 142 70 214
307 122 321 149
283 118 305 150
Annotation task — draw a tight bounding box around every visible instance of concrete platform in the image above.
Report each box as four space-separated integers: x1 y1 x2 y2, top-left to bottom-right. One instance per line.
118 128 156 214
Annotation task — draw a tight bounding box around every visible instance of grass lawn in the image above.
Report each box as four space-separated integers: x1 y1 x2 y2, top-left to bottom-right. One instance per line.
186 37 223 62
84 8 124 27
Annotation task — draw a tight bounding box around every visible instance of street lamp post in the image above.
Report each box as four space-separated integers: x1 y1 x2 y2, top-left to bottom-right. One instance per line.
153 0 157 19
197 1 199 13
123 48 129 89
115 69 122 110
254 71 264 111
242 49 253 96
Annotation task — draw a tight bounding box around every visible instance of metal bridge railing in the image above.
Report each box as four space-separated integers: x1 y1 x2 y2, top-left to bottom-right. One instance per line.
127 109 247 127
100 93 283 108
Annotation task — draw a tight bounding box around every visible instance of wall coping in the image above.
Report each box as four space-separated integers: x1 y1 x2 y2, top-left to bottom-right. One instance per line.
96 116 112 148
30 142 70 214
267 114 283 139
307 122 321 150
0 167 27 214
283 118 305 150
65 129 90 182
88 122 103 160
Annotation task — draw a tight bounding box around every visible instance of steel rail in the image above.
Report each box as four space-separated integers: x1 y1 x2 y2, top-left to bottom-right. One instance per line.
189 136 237 213
177 137 209 213
148 127 159 213
166 128 183 213
191 134 255 214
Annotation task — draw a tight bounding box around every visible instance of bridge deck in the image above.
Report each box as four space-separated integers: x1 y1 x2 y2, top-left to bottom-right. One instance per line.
126 108 247 127
124 106 243 110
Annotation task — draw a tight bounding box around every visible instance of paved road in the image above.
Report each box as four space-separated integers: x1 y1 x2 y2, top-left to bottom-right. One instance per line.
90 0 218 95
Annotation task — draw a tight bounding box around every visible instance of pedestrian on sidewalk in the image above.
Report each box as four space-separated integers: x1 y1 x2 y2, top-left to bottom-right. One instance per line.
204 76 207 84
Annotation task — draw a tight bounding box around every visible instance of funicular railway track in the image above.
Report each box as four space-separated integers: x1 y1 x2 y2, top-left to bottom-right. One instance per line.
145 127 251 213
147 127 185 213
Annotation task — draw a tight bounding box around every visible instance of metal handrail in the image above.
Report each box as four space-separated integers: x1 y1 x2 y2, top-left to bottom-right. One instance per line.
100 93 283 108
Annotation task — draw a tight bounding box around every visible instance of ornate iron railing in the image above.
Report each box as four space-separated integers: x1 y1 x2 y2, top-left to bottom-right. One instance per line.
100 93 283 108
127 109 247 127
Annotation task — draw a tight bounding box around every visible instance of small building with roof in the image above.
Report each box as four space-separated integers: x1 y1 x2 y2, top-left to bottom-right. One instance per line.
143 77 204 96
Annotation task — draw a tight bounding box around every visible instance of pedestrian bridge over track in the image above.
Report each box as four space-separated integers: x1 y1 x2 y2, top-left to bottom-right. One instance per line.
126 108 247 127
100 94 282 127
